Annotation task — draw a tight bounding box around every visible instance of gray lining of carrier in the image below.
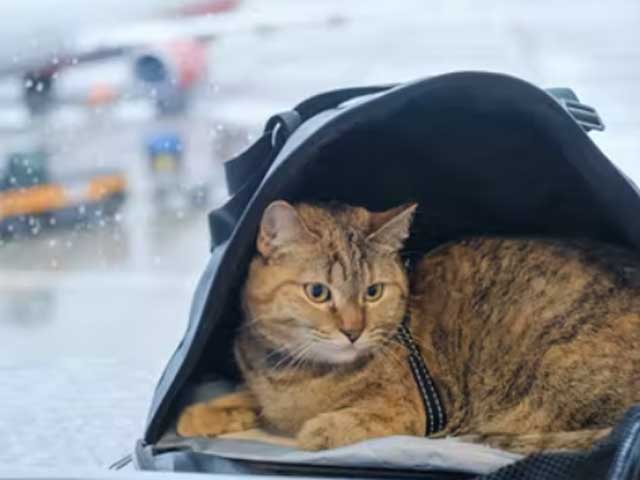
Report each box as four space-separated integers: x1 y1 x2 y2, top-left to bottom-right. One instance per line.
134 72 640 479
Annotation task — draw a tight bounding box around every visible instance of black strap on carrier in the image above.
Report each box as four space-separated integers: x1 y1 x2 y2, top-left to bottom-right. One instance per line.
396 318 447 436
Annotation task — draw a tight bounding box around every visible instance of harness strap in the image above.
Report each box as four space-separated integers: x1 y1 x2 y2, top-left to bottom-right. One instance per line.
396 322 447 436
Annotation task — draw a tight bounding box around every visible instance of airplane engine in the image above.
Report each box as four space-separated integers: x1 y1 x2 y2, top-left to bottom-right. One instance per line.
133 40 207 115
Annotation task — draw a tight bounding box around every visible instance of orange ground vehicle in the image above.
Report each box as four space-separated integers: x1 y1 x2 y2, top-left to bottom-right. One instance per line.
0 149 127 237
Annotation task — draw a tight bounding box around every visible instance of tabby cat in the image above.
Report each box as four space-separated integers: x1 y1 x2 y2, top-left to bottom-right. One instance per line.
177 201 640 453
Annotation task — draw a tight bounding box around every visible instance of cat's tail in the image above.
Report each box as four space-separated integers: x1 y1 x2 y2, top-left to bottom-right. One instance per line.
458 428 611 454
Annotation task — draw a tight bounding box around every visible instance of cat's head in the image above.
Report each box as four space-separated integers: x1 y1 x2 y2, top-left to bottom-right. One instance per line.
242 200 416 365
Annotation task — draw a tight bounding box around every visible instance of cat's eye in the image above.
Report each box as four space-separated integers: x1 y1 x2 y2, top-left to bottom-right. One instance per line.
304 283 331 303
364 283 384 302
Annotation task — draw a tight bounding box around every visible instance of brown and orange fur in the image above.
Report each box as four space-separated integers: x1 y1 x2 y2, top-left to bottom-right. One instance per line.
178 201 640 454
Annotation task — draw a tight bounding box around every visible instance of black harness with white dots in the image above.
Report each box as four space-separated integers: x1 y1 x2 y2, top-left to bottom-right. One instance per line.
395 317 447 436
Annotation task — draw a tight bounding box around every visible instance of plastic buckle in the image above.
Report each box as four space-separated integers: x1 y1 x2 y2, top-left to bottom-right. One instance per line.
264 110 302 150
562 99 605 132
547 87 605 132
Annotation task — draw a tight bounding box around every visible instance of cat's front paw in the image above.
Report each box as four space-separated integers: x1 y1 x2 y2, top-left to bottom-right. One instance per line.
297 411 374 451
177 402 257 438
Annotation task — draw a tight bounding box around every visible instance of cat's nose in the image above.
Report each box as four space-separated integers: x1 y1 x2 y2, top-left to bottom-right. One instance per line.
340 328 362 343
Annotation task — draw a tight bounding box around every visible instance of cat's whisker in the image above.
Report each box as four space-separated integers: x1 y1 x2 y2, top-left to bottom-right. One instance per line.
291 342 314 368
290 344 315 373
279 343 316 384
270 340 317 374
269 341 310 372
263 344 291 363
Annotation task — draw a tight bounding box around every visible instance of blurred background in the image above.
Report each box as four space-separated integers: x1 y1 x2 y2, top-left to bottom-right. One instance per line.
0 0 639 470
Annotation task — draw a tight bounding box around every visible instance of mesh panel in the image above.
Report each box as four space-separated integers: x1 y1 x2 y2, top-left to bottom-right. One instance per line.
479 451 590 480
478 406 640 480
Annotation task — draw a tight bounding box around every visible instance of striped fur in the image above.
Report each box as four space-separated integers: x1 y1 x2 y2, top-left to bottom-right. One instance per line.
178 203 640 454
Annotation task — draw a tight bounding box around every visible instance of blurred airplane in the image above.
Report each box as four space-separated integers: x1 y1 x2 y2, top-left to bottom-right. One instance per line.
0 0 345 117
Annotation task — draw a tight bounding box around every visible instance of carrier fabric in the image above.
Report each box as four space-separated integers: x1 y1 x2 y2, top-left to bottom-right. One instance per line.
159 381 521 476
139 73 640 479
159 383 640 478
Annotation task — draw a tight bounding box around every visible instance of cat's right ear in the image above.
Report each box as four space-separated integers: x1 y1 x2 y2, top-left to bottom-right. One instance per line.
367 203 417 253
257 201 314 257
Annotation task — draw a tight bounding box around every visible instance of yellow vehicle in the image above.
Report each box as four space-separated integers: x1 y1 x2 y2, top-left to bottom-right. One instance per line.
0 150 127 237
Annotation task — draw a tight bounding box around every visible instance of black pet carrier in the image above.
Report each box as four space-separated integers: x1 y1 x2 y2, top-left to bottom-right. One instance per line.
134 72 640 479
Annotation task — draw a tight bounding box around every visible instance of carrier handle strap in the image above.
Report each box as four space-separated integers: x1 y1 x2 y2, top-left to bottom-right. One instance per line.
212 110 300 249
210 85 397 250
224 85 395 196
223 133 274 198
210 135 272 249
285 84 604 133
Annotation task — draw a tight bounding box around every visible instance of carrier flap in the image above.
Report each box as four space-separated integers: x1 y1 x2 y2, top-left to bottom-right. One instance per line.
211 82 605 251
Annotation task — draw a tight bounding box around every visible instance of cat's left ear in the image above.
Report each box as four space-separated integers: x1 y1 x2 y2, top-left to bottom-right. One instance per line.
257 200 315 257
367 203 417 252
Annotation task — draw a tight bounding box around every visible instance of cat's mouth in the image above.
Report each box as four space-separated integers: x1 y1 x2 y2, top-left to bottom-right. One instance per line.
310 339 372 364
